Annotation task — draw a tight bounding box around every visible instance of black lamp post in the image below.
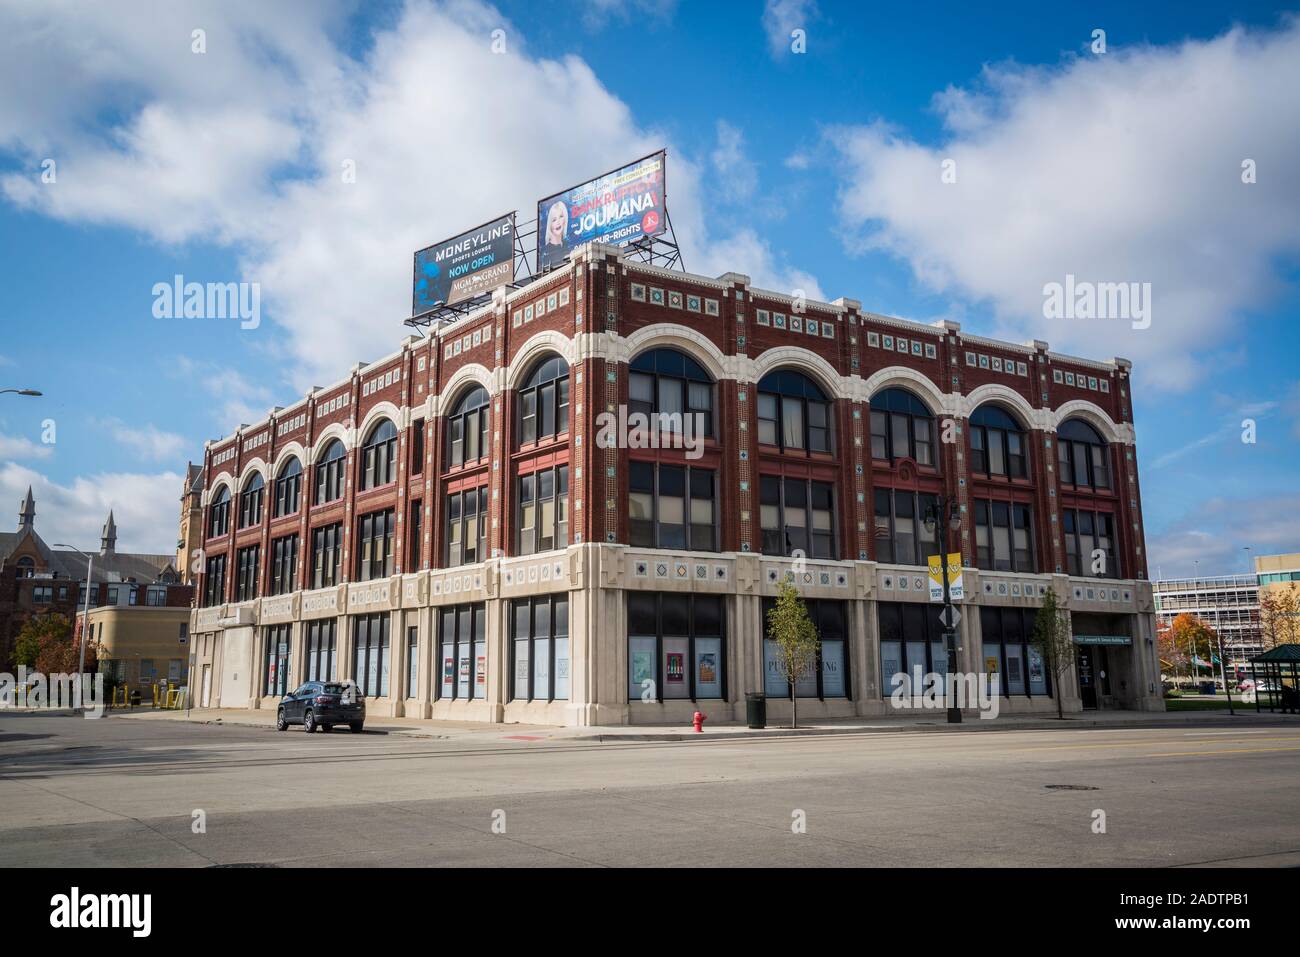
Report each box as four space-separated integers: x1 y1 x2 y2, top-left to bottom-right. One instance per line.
924 495 964 724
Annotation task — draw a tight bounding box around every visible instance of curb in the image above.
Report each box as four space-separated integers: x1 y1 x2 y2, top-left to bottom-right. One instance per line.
562 713 1299 743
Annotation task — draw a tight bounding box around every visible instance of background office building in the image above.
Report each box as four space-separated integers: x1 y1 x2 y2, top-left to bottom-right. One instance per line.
1153 574 1262 673
189 241 1163 725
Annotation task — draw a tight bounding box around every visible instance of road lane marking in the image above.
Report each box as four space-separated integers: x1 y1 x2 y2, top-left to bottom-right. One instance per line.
1147 745 1300 758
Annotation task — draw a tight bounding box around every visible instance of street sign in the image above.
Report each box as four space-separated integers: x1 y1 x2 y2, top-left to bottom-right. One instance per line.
928 553 965 602
939 604 961 631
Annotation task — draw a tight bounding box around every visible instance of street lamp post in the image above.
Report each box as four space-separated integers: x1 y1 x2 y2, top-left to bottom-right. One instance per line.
53 544 94 681
924 495 964 724
0 388 42 396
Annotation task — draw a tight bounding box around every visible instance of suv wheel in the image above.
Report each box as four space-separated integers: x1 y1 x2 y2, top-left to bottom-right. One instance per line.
276 709 287 732
349 722 363 733
304 709 317 733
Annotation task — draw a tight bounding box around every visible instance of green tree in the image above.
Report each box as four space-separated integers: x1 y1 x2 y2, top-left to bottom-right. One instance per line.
766 579 820 729
1031 588 1073 720
13 613 71 670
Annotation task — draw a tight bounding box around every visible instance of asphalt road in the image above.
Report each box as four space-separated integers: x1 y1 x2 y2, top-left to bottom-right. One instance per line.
2 712 1298 867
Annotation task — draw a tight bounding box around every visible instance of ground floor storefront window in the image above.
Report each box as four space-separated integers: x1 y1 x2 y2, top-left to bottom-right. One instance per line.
628 592 725 701
353 614 390 697
306 618 336 681
878 602 948 696
511 594 570 702
263 624 292 696
763 597 847 698
979 606 1049 697
437 603 485 701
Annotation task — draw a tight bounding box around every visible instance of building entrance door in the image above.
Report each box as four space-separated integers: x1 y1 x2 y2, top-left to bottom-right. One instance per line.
1076 647 1098 709
201 664 212 708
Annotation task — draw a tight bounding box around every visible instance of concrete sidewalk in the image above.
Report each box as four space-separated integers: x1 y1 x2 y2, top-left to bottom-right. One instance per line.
107 703 1299 743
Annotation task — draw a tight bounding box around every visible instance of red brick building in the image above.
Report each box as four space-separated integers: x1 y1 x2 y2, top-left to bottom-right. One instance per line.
189 242 1162 725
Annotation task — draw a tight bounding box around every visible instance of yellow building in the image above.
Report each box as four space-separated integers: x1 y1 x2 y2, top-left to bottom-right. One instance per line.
79 587 194 694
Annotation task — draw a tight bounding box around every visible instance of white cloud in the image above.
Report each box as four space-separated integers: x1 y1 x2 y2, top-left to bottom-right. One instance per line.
762 0 818 58
0 463 183 555
711 120 758 202
99 419 189 463
0 433 53 461
829 21 1300 391
0 0 823 400
173 357 276 431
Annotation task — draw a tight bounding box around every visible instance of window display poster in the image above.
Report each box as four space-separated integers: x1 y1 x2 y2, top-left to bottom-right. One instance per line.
554 637 570 700
666 652 684 683
513 642 530 700
821 641 845 697
630 638 656 699
764 640 786 697
458 652 471 698
880 640 901 697
698 654 716 684
1028 646 1047 694
695 637 721 698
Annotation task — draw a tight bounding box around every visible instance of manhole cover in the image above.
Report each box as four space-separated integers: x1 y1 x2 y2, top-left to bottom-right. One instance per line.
1044 784 1099 791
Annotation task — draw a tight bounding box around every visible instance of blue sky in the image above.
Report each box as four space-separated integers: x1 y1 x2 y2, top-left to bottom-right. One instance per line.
0 0 1297 575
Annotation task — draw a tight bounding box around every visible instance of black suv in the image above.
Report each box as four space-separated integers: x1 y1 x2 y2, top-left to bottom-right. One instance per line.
276 681 365 733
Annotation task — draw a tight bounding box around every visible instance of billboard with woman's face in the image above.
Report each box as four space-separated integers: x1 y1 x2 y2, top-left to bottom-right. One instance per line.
536 152 666 272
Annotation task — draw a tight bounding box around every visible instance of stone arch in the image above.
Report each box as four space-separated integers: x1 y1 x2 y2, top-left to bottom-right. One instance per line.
623 324 728 382
505 331 577 391
751 346 847 400
1052 399 1124 444
863 366 948 416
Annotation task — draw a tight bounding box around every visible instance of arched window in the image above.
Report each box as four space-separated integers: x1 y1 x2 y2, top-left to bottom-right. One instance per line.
870 388 934 466
360 420 398 490
756 370 832 453
517 355 569 445
274 458 302 517
15 556 35 579
314 440 346 505
1057 419 1111 489
629 348 714 437
238 473 264 529
447 387 490 467
208 486 231 537
969 405 1028 479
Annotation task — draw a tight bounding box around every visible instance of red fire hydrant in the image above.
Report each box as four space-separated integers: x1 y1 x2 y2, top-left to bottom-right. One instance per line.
693 710 707 733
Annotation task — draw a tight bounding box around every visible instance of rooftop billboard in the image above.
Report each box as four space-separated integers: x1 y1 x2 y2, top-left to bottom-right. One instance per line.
413 213 515 312
536 151 666 272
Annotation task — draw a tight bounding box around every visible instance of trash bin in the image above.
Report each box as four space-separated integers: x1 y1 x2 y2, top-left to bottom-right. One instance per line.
745 692 766 729
1199 681 1216 695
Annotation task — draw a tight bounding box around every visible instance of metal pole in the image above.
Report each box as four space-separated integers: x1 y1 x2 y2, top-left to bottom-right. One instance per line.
1217 632 1234 716
942 498 961 724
